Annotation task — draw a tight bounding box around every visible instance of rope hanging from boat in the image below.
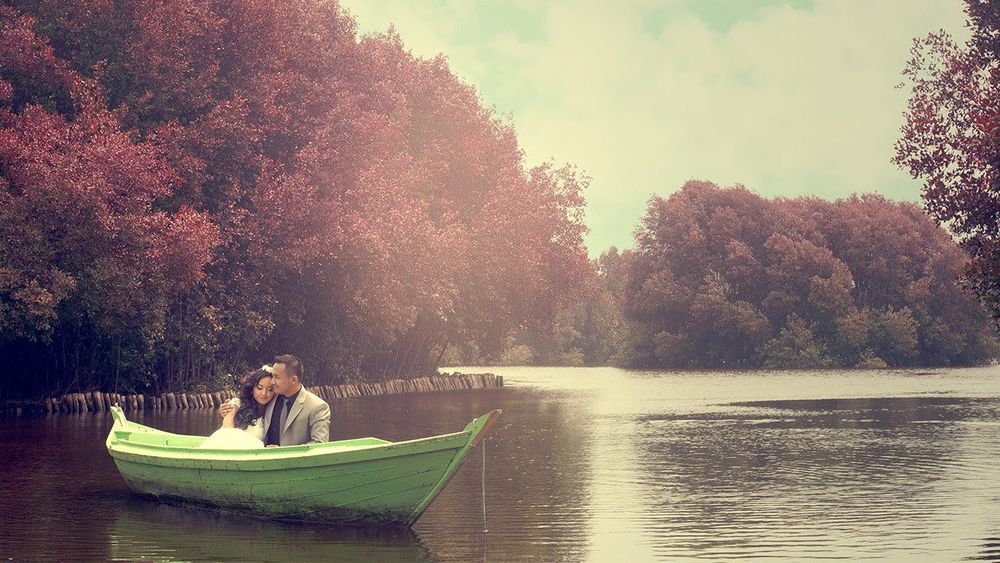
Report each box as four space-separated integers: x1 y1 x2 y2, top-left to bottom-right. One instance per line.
482 439 488 533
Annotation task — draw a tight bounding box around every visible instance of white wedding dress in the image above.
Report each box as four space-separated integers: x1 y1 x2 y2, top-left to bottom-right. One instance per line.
199 399 265 449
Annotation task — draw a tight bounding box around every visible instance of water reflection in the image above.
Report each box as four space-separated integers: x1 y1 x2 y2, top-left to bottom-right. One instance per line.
412 393 595 561
1 387 597 562
633 396 1000 559
109 500 431 562
4 367 1000 561
969 537 1000 561
3 413 119 561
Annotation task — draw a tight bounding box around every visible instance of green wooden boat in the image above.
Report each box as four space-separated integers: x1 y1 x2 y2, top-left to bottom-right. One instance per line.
105 406 501 526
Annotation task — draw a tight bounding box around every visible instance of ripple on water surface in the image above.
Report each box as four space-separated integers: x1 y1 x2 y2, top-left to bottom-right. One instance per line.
4 367 1000 561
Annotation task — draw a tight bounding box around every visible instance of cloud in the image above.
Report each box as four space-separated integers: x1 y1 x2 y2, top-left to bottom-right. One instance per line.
341 0 969 255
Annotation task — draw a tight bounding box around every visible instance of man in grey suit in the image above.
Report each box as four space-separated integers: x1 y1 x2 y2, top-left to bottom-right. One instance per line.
263 354 331 446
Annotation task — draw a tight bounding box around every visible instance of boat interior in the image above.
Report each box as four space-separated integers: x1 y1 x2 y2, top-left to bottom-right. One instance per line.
111 428 393 450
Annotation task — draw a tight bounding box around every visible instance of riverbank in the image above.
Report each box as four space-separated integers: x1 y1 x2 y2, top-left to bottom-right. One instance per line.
0 372 502 417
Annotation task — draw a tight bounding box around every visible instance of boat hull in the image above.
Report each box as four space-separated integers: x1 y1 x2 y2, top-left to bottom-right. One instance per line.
106 407 500 526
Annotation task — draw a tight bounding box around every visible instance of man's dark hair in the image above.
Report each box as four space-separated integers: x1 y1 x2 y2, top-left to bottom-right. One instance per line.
274 354 304 379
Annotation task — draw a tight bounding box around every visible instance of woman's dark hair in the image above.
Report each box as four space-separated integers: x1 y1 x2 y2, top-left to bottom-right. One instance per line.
234 368 271 429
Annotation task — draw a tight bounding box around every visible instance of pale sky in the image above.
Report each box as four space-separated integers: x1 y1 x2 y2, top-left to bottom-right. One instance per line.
340 0 970 257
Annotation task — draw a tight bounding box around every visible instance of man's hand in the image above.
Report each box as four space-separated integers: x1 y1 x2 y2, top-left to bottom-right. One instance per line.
219 402 236 418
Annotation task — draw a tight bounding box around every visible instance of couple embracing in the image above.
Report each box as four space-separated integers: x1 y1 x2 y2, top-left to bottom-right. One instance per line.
200 354 331 449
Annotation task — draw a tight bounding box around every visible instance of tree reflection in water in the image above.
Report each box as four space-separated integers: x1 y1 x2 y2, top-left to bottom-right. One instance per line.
6 368 1000 561
633 397 1000 559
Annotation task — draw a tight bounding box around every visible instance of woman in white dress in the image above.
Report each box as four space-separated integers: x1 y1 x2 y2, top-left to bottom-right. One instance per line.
199 366 274 449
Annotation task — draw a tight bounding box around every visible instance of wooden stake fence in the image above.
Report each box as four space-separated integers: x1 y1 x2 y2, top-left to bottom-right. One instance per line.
2 372 503 416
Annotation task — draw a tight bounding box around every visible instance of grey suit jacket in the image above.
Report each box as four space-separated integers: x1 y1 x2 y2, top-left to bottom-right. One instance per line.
262 387 331 445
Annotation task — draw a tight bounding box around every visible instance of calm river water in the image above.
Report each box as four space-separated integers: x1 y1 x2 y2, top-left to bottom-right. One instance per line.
3 366 1000 561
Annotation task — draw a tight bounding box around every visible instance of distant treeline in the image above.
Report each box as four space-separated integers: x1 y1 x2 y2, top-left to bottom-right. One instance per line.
0 2 590 398
454 182 999 369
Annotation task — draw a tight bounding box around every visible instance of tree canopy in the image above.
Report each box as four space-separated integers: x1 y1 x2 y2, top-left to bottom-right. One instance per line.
0 1 590 396
895 0 1000 329
621 182 998 369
